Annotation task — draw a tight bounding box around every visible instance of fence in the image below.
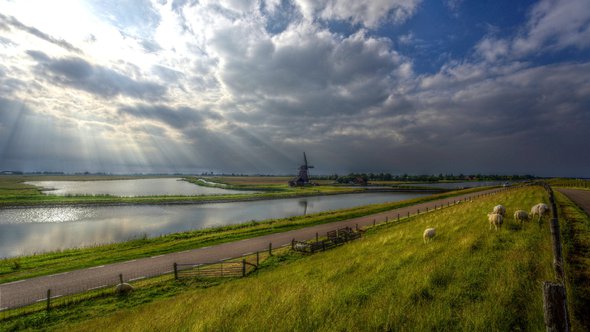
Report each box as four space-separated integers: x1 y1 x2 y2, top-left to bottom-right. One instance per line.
175 257 259 279
292 226 363 254
0 185 514 320
541 182 571 331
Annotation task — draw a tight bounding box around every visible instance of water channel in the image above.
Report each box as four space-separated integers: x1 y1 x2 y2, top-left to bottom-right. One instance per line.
0 192 427 258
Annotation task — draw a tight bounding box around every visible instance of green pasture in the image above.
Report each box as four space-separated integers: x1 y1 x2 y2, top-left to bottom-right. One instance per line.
1 186 556 331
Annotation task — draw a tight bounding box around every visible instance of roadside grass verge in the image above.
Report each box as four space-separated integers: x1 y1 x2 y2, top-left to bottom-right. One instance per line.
0 187 489 284
0 186 553 331
555 191 590 331
549 178 590 190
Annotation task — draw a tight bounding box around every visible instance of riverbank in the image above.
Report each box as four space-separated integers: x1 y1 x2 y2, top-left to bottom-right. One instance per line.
0 187 490 284
0 175 445 208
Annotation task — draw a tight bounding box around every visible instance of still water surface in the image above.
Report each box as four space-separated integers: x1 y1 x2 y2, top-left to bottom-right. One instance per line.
0 192 427 258
25 178 252 196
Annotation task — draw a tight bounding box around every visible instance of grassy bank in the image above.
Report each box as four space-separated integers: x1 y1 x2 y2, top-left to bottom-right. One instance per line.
7 185 552 331
0 187 488 283
0 175 361 207
555 191 590 331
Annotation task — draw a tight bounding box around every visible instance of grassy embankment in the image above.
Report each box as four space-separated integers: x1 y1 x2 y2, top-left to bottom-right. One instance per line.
549 178 590 190
0 175 363 207
555 191 590 330
2 186 554 331
0 187 486 284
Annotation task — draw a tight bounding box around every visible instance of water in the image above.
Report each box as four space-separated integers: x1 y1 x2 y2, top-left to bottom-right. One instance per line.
0 192 426 258
25 178 253 196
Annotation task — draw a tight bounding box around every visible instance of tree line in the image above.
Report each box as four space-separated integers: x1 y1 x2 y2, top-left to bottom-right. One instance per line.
312 173 536 183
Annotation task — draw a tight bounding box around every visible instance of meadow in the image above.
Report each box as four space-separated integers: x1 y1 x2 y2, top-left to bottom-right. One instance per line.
1 186 559 331
0 187 484 283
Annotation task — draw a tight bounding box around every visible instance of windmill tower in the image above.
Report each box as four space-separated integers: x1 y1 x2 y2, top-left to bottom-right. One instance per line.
289 152 314 186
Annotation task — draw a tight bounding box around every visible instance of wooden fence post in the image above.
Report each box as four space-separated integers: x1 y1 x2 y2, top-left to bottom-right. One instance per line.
256 251 259 267
173 263 178 280
46 289 51 312
242 259 246 277
397 213 400 221
119 273 123 284
373 219 376 226
418 208 420 214
291 238 295 250
407 211 410 217
316 232 319 242
269 242 272 256
543 282 570 332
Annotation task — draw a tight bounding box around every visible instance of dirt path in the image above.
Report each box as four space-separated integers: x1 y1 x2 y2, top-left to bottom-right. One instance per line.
556 188 590 216
0 187 508 310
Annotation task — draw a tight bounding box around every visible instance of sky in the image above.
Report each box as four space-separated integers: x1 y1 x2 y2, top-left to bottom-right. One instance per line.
0 0 589 177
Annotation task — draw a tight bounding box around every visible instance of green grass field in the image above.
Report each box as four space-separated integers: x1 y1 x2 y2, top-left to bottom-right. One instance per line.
0 187 487 283
31 186 553 331
555 191 590 330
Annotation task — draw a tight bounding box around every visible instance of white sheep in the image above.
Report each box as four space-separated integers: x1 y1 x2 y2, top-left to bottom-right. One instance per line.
530 203 550 221
423 228 436 243
488 213 503 231
514 210 529 223
493 205 506 217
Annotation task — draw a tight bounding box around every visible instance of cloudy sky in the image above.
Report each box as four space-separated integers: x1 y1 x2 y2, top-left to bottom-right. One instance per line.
0 0 589 176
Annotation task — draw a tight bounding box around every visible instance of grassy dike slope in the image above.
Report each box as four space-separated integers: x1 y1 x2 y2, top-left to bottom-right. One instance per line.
68 186 553 331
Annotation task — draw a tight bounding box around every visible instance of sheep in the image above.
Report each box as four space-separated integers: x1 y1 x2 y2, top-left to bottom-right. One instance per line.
530 203 550 221
493 204 506 217
423 228 436 243
488 213 503 231
514 210 529 223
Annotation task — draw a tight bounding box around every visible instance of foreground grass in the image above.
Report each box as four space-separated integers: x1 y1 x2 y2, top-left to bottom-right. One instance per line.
555 191 590 331
29 186 553 331
0 187 486 283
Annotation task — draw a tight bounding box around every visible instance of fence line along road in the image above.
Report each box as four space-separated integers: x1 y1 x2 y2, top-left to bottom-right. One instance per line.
0 186 509 310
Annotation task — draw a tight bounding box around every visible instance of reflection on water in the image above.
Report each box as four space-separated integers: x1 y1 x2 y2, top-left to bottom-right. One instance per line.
0 192 426 258
25 178 254 197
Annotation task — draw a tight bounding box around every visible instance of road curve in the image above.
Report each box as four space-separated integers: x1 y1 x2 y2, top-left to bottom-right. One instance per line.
0 187 509 310
556 188 590 216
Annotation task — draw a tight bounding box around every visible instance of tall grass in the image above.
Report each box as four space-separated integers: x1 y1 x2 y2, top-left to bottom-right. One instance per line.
555 191 590 330
62 186 553 331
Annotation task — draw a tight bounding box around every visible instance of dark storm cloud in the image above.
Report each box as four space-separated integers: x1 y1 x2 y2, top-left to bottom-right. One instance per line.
118 104 220 129
26 50 166 101
0 13 82 53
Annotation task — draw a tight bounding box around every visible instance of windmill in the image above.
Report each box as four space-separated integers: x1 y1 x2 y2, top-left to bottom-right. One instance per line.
288 152 314 187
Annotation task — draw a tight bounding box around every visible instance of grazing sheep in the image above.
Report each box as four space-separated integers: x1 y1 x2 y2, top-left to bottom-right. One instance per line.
493 205 506 217
514 210 529 223
423 228 436 243
530 203 550 221
488 213 503 231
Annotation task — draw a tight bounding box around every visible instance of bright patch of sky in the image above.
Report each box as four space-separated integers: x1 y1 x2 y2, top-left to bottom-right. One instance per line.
0 0 589 176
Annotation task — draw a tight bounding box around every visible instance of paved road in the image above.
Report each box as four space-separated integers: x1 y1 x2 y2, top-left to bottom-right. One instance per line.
556 188 590 216
0 187 508 310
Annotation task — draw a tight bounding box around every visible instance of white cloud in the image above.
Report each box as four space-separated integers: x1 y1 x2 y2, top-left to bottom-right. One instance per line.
295 0 422 28
513 0 590 55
